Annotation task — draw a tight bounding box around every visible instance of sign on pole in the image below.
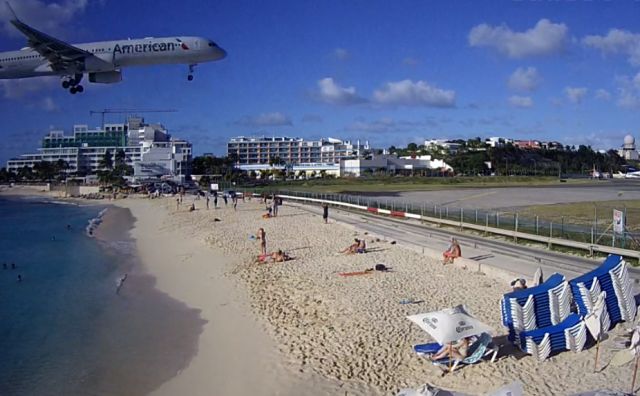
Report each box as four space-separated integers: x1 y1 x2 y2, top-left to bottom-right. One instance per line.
210 183 219 191
613 209 625 234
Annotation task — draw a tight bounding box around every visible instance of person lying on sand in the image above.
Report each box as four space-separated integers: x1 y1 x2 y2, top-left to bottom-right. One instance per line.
271 249 292 262
340 238 360 254
255 250 293 264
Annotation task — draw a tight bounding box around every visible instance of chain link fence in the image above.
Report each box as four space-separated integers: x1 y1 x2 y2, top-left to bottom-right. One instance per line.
263 189 639 252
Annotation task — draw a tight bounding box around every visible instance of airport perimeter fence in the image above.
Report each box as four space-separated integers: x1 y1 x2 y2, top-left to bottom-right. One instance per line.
262 189 640 256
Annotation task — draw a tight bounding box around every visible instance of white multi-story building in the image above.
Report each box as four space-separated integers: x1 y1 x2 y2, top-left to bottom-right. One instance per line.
227 136 370 171
7 118 192 181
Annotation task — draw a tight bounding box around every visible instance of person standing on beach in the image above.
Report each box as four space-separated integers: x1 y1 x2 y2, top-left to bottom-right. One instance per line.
176 197 180 211
223 194 228 206
272 196 278 217
257 228 266 255
233 196 238 211
322 203 329 224
206 195 210 210
213 192 218 209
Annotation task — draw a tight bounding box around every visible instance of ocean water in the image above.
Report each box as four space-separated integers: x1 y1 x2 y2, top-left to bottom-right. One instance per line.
0 197 205 396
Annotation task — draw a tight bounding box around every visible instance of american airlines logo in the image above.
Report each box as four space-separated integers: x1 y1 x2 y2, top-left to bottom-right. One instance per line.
113 40 188 55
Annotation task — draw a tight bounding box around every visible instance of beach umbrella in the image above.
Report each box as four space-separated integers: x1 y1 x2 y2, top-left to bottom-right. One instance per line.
407 305 493 345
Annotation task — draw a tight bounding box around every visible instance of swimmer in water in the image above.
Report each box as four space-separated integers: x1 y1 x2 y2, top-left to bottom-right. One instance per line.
116 273 128 294
17 274 22 282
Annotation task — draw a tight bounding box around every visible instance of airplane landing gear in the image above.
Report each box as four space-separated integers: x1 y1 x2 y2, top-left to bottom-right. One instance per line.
62 73 84 94
187 64 197 81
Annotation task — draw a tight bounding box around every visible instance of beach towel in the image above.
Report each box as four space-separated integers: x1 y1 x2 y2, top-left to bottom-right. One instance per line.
339 270 374 277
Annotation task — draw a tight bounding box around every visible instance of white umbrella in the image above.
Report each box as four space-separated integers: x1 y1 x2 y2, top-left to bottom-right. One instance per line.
407 305 493 345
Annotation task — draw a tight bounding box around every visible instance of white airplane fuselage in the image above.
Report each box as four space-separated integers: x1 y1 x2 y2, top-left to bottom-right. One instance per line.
0 36 226 80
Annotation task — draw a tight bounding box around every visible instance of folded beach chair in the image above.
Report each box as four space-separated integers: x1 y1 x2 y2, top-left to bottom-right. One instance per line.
430 333 498 371
569 255 636 330
516 313 587 361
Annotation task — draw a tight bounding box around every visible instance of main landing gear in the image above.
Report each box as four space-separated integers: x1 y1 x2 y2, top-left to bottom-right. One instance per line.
187 64 197 81
62 74 84 94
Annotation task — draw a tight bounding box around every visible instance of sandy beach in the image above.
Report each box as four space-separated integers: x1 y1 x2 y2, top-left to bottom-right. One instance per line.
101 194 636 396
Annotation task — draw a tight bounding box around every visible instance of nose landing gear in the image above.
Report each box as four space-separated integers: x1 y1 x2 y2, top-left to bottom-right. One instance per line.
187 64 197 81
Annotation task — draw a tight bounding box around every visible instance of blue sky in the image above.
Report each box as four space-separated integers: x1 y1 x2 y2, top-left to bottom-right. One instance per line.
1 0 640 164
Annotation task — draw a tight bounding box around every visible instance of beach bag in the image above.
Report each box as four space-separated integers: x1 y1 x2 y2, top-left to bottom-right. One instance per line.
375 264 388 272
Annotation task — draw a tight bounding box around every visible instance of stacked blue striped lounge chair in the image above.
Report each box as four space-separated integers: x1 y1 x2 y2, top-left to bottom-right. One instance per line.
501 274 572 338
516 313 587 361
501 273 579 360
569 255 637 331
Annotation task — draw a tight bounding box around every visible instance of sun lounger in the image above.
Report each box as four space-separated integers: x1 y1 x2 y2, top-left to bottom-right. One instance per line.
516 313 587 361
501 273 572 342
430 333 499 371
569 255 636 330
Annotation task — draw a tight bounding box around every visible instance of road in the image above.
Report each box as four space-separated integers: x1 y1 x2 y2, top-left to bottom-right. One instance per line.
288 200 640 286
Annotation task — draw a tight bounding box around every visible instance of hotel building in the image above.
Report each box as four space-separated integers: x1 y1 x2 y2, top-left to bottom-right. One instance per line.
7 117 192 181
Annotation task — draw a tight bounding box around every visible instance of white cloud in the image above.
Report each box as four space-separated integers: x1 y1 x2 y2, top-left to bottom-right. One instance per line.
315 77 365 105
402 57 420 66
372 79 455 107
564 87 588 104
333 48 350 60
583 29 640 66
235 112 292 127
0 0 89 39
508 95 533 108
0 76 58 98
615 73 640 109
301 114 323 123
595 89 611 101
508 67 541 92
468 19 568 58
41 97 58 112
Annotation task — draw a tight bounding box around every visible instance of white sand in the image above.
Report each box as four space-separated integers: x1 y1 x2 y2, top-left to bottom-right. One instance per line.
109 196 638 395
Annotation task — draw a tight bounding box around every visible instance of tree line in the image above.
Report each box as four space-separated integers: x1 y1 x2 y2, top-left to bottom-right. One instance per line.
391 139 628 176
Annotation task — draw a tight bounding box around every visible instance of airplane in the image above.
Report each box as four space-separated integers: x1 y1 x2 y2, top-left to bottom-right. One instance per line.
0 3 226 94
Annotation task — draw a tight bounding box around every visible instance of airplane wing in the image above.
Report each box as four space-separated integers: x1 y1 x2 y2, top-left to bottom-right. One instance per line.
9 15 91 72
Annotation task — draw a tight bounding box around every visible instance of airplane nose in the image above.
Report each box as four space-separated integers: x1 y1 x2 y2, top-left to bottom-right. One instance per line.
216 46 227 59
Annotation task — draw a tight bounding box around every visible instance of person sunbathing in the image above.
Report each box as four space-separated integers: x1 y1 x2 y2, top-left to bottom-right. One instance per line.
429 336 474 361
442 238 461 264
356 239 367 254
340 239 360 254
271 249 292 262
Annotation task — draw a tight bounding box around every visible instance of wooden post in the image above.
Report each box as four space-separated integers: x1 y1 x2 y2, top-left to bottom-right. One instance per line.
536 216 539 235
460 208 463 231
632 354 639 395
514 213 518 243
549 222 553 249
594 337 600 373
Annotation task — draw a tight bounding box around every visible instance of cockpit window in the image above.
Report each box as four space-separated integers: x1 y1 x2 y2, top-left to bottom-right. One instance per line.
208 41 217 47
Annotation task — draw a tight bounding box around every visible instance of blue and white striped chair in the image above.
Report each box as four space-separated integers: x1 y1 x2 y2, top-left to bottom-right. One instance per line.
570 255 636 329
518 313 587 361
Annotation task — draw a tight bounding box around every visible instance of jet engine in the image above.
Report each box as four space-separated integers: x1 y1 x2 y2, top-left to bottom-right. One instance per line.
88 71 122 84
